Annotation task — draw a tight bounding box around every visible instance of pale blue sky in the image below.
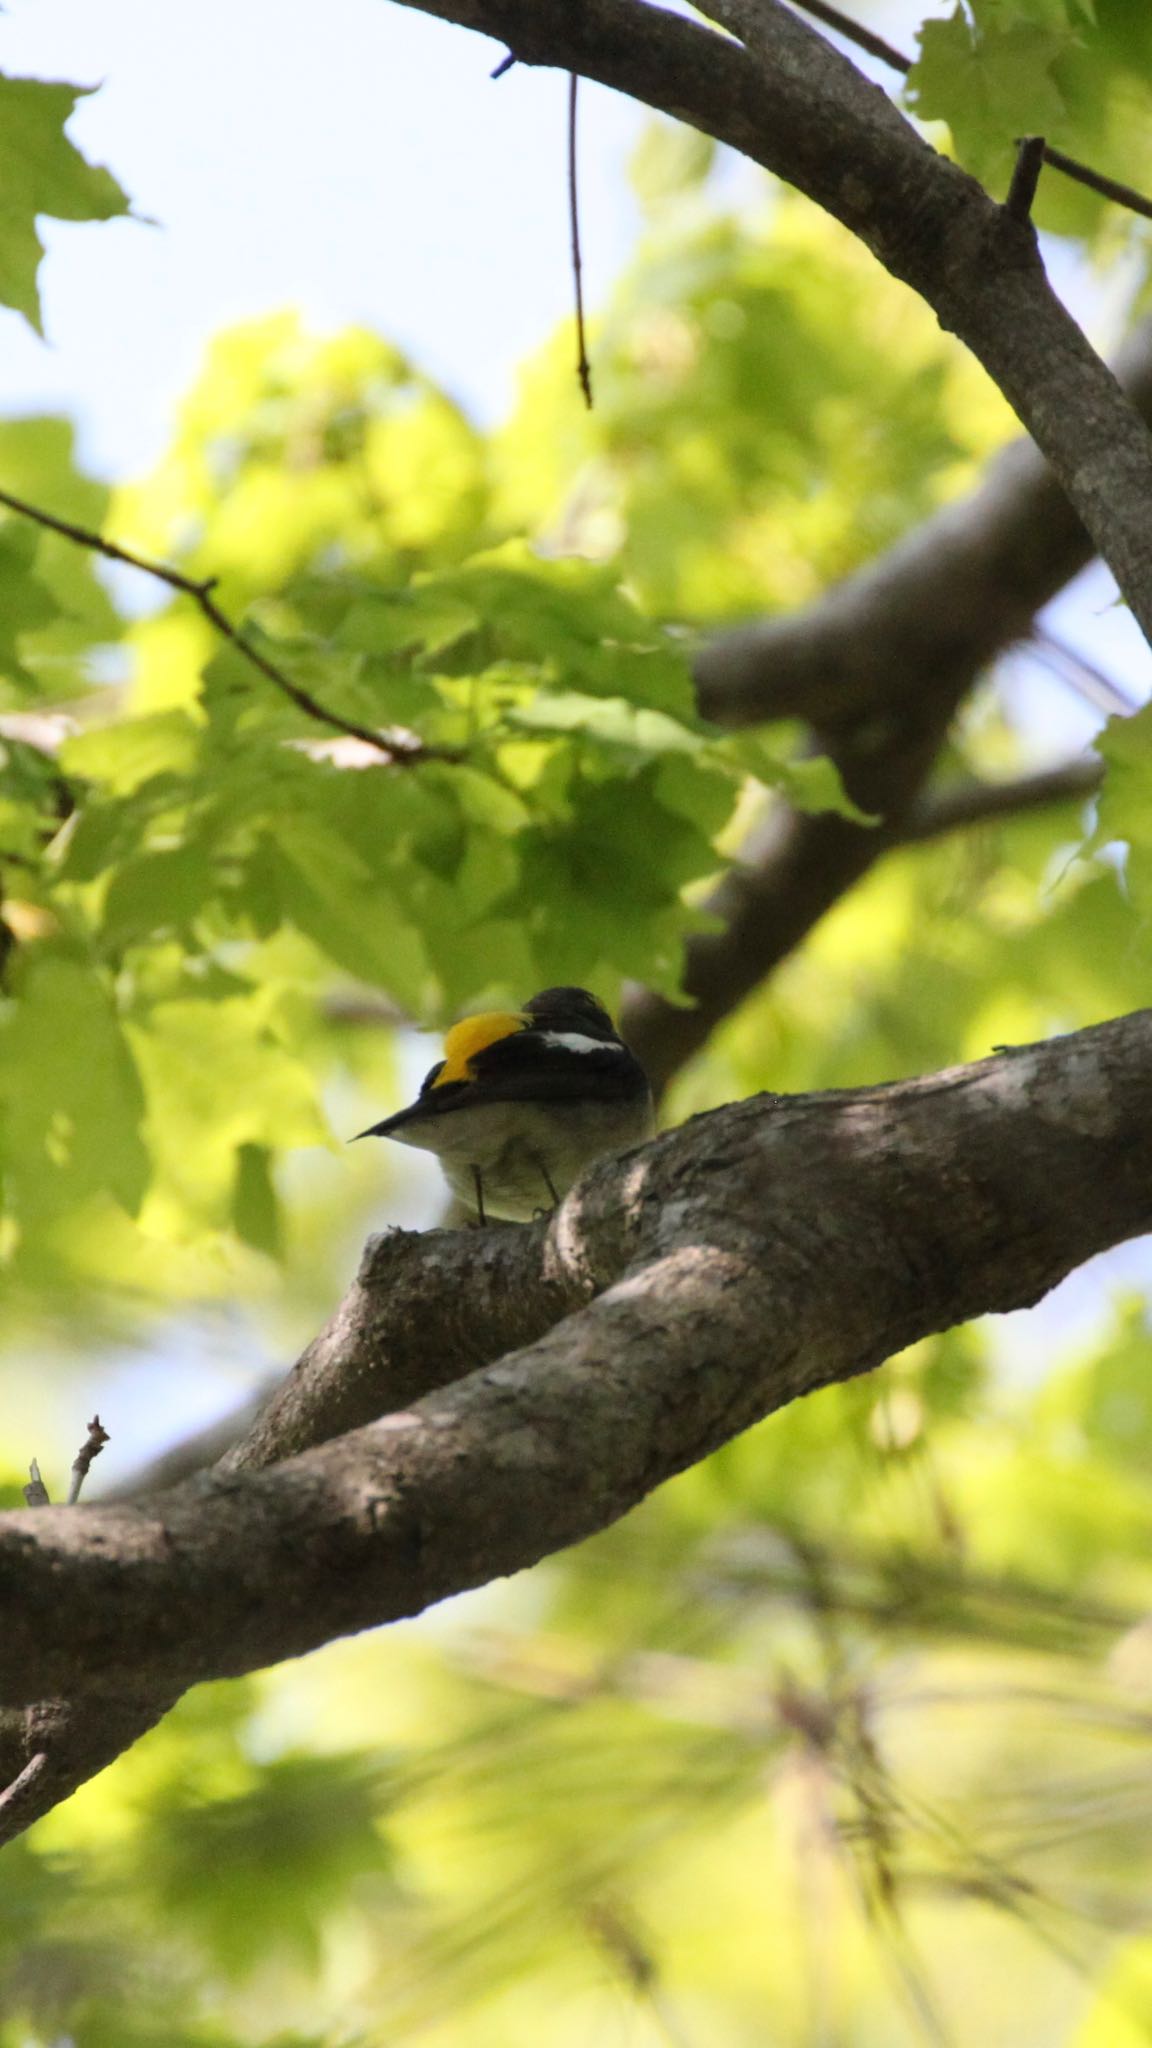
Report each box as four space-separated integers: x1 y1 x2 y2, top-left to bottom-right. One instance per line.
2 0 1146 719
3 0 1150 1474
0 0 650 472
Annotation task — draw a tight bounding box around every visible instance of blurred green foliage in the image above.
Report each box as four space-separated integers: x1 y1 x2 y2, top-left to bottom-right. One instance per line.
5 12 1152 2045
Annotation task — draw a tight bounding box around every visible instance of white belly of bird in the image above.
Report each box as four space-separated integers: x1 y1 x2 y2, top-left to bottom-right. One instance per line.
391 1095 655 1221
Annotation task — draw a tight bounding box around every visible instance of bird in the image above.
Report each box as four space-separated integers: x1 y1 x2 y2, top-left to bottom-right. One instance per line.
354 986 654 1223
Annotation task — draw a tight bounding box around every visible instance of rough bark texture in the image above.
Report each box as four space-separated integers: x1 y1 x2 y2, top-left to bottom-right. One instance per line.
408 0 1152 1092
391 0 1152 644
6 0 1152 1859
695 313 1152 733
3 1012 1152 1825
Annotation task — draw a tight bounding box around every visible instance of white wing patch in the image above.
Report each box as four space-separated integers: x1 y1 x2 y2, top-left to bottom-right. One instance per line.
539 1031 624 1056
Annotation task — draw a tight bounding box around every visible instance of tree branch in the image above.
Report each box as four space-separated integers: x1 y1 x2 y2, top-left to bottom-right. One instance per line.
781 0 1152 225
786 0 910 74
0 485 429 765
622 312 1152 1090
899 757 1101 843
2 1010 1152 1733
695 315 1152 733
396 0 1152 644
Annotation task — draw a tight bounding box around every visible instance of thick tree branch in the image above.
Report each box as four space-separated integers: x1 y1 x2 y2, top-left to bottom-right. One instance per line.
392 0 1152 643
784 0 1152 224
2 1011 1152 1733
392 0 1152 1089
623 314 1152 1089
694 315 1152 732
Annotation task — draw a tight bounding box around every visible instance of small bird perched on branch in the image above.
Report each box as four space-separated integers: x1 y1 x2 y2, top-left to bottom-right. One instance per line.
355 986 654 1223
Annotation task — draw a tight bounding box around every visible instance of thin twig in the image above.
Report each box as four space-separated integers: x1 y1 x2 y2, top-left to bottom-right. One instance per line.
68 1415 110 1506
0 1751 49 1819
22 1459 49 1508
785 0 1152 224
491 49 516 78
901 758 1102 843
567 73 593 410
1029 627 1138 717
1006 136 1047 223
786 0 910 72
1041 145 1152 226
0 485 423 765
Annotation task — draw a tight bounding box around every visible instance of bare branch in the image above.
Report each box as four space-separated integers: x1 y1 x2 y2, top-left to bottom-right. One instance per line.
781 0 1152 225
389 0 1152 641
4 1008 1152 1838
67 1416 110 1506
2 1009 1152 1724
696 309 1152 733
1040 145 1152 226
0 485 429 765
1005 136 1047 224
624 313 1152 1091
899 757 1101 843
785 0 910 73
0 1751 48 1822
1028 628 1137 718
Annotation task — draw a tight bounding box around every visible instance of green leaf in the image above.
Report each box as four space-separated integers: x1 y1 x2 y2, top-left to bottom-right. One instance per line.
0 74 132 333
0 520 60 689
232 1141 282 1256
427 545 698 717
101 844 218 950
720 730 873 820
630 118 716 216
909 5 1075 189
0 419 125 690
1089 705 1152 912
505 690 706 757
60 710 202 793
138 1752 395 1977
0 953 148 1224
127 992 329 1233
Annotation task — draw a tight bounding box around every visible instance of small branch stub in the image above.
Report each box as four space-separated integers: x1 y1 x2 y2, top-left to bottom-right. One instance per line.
1006 136 1047 223
23 1459 49 1508
68 1415 110 1505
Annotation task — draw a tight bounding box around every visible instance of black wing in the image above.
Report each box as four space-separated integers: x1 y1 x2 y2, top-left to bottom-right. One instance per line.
463 1028 650 1106
354 1031 649 1141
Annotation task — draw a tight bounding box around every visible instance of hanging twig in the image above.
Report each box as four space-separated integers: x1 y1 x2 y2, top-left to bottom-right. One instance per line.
567 72 594 410
0 485 427 765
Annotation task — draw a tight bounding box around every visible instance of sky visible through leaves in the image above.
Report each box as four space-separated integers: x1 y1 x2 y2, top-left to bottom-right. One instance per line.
4 2 1152 2043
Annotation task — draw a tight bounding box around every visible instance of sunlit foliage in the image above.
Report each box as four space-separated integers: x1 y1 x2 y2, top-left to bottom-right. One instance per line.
4 5 1152 2041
